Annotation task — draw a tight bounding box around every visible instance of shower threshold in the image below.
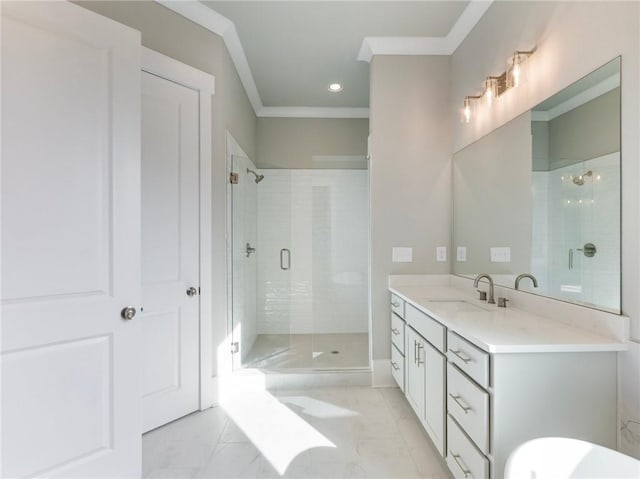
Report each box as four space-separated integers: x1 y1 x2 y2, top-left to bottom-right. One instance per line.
242 333 370 371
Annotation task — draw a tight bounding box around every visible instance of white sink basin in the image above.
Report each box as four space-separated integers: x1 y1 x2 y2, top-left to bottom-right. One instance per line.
426 299 488 313
505 437 640 478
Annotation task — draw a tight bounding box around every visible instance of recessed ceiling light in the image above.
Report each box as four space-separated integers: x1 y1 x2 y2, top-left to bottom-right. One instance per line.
328 83 343 93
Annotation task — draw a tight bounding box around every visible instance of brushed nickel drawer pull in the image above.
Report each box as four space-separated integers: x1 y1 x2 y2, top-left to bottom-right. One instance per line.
416 343 424 366
391 301 400 307
449 393 472 414
449 348 472 364
391 327 400 335
449 452 471 478
391 361 400 371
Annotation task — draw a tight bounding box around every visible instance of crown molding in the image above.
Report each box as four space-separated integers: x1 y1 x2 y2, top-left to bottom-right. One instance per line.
156 0 264 113
157 1 492 118
358 0 493 62
258 107 369 119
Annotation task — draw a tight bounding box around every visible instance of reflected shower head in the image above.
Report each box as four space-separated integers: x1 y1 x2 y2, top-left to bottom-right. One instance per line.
246 168 265 184
572 170 592 186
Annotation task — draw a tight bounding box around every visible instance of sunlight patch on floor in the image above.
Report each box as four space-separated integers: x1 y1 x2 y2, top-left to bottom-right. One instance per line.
278 396 360 419
220 391 336 474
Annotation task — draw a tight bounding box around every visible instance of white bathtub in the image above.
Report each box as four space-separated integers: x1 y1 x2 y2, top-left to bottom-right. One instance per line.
505 437 640 478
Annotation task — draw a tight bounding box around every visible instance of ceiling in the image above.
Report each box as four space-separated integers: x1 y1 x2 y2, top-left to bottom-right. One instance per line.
159 1 493 117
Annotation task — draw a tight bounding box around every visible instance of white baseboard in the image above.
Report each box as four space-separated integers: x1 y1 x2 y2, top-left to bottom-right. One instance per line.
372 358 395 388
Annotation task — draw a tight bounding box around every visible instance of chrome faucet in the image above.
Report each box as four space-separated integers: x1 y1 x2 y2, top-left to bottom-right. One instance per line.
473 273 495 304
515 273 538 290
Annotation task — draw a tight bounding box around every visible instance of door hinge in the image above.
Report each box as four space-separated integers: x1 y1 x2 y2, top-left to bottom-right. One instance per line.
231 342 239 354
230 172 239 184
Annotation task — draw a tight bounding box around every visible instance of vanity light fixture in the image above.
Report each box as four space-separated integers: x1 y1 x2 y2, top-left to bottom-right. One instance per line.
508 50 535 88
463 47 535 122
463 95 481 123
483 76 503 105
328 82 343 93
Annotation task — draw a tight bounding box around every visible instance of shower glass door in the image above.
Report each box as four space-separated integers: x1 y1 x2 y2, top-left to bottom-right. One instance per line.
252 169 293 367
231 157 291 369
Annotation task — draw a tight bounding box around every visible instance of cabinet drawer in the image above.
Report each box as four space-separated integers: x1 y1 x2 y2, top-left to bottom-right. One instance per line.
391 343 405 392
447 363 490 454
391 312 405 354
446 415 489 479
390 293 405 318
447 332 489 388
406 304 445 353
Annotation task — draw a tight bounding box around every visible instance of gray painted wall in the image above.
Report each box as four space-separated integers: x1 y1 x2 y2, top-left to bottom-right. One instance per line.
369 55 451 362
255 118 368 169
76 0 258 379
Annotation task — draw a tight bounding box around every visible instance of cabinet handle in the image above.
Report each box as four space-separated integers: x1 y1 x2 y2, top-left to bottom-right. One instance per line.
391 361 400 371
449 393 472 414
417 343 424 366
449 452 471 478
391 301 400 308
449 348 472 364
391 327 400 335
414 340 418 365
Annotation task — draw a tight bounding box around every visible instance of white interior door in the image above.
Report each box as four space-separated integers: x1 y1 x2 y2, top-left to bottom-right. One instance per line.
1 2 141 477
141 71 200 432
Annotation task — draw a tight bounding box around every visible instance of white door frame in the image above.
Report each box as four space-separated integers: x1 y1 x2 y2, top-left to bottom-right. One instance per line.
141 47 216 409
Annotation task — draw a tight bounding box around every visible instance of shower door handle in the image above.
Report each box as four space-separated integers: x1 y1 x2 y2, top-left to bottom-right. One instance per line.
280 248 291 270
569 249 574 270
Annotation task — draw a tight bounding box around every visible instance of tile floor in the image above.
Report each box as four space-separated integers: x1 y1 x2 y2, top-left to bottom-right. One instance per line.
143 386 450 478
243 334 370 370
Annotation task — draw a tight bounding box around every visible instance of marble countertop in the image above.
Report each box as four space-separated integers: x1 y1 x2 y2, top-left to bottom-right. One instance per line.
389 284 627 354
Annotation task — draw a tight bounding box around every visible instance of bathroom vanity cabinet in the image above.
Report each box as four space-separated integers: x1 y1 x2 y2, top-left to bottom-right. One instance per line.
389 285 624 479
405 304 446 456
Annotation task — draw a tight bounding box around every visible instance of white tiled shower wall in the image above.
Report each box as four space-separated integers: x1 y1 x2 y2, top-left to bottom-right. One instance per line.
531 153 620 310
257 169 369 335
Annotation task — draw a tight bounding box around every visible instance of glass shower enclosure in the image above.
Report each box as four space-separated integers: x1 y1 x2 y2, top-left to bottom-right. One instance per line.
230 158 370 371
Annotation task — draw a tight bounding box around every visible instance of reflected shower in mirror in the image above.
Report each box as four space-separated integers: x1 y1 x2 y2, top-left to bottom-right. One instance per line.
453 57 621 313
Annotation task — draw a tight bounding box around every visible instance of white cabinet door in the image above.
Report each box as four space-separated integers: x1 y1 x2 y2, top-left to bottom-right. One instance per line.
424 342 446 456
1 2 141 477
405 328 425 420
141 71 200 432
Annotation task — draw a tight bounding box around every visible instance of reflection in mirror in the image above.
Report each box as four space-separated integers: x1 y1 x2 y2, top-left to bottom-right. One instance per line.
453 57 621 313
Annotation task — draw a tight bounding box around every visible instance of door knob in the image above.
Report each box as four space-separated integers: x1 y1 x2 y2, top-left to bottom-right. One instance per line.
121 307 136 321
186 287 198 297
577 242 597 257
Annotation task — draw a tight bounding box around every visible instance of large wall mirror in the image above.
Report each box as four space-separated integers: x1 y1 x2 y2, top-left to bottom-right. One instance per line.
452 57 621 313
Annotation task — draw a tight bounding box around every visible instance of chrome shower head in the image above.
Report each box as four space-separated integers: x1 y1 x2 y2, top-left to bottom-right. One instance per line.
246 168 265 184
572 170 592 186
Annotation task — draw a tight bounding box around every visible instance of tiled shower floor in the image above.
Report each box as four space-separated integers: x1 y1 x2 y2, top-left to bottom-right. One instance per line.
243 333 369 370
